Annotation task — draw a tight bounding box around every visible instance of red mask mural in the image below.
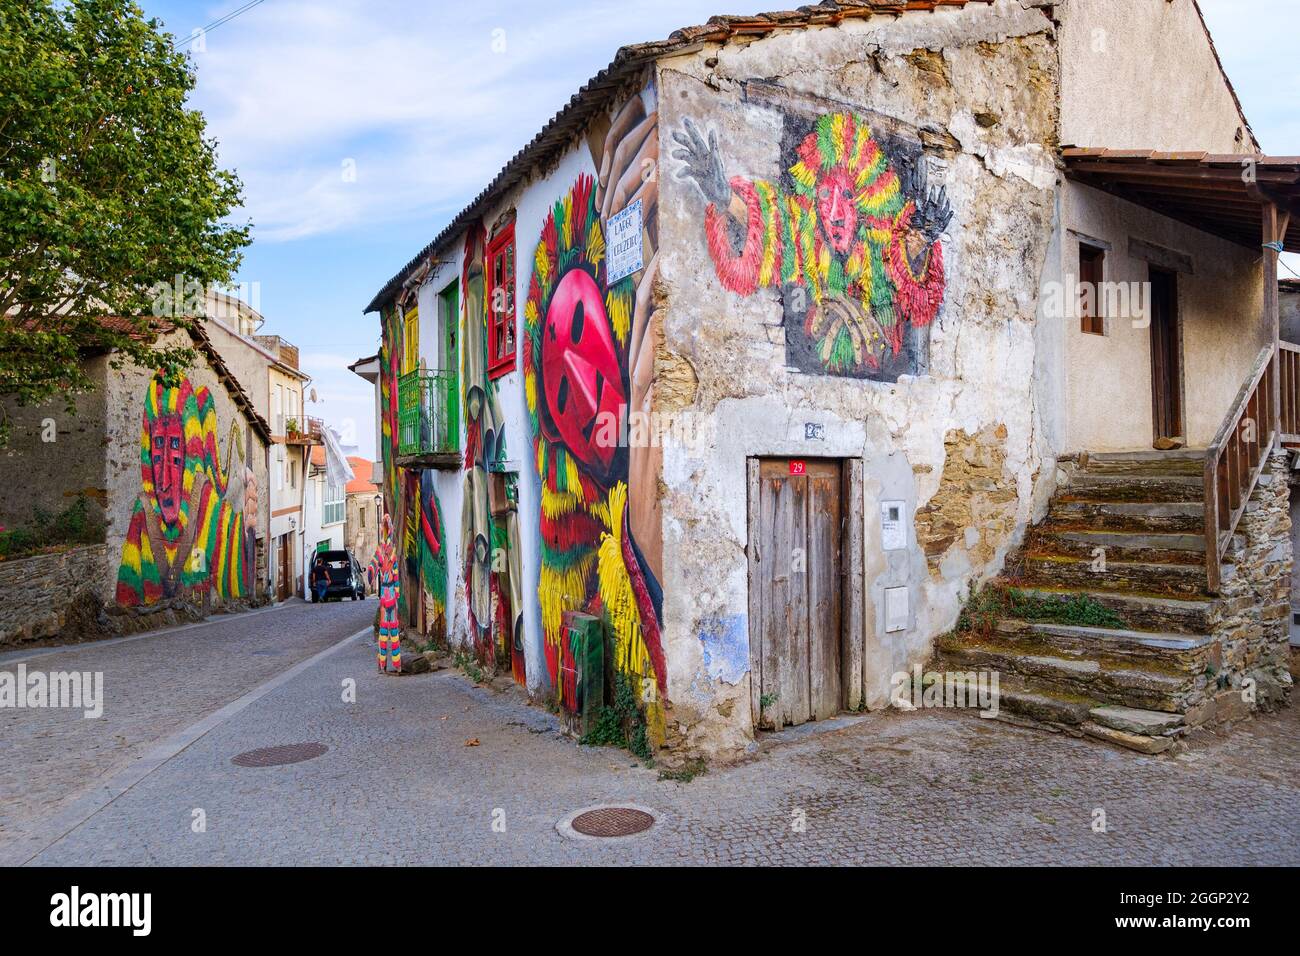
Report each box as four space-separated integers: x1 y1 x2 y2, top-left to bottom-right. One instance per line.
540 267 626 480
816 166 858 253
150 414 185 525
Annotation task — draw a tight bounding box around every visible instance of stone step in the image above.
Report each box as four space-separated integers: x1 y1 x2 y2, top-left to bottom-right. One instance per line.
1088 704 1184 736
1020 553 1210 598
991 620 1216 674
939 640 1195 713
1046 499 1206 533
1030 528 1212 566
1004 586 1213 635
1079 450 1207 477
1060 473 1204 503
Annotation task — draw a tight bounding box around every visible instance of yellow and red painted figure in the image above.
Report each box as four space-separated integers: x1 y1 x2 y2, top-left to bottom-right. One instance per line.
116 374 253 606
371 512 402 673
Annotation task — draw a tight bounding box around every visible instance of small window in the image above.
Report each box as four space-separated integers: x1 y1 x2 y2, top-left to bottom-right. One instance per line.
486 226 516 378
1079 244 1106 335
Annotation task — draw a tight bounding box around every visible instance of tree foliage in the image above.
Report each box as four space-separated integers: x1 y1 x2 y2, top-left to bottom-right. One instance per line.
0 0 249 419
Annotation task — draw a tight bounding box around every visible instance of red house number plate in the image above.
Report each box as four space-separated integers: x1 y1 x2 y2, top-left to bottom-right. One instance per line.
789 460 806 476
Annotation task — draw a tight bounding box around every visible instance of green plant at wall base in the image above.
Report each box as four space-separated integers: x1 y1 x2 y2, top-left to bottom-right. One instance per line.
452 650 486 684
581 672 652 763
659 757 709 784
0 495 104 559
759 693 778 711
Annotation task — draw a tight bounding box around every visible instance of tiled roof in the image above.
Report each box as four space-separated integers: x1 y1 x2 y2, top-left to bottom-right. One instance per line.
345 457 376 495
362 0 1003 314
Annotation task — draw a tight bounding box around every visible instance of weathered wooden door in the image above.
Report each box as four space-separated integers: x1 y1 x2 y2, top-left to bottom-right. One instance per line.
748 458 843 729
1149 267 1184 445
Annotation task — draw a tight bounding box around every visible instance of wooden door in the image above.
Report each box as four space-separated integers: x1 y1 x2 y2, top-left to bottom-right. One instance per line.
1149 268 1184 445
749 458 843 730
276 534 290 601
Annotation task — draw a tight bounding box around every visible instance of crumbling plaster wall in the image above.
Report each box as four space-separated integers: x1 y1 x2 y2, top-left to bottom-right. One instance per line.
654 2 1061 756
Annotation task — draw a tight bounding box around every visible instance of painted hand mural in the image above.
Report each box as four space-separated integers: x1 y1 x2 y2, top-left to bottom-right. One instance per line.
116 374 253 606
673 110 952 379
371 512 401 672
523 170 666 735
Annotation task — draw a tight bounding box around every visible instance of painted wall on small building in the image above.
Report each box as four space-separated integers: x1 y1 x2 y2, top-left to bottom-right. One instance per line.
104 330 270 608
654 2 1060 754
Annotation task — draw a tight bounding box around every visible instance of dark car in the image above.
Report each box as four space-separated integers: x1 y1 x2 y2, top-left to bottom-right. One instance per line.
312 550 366 601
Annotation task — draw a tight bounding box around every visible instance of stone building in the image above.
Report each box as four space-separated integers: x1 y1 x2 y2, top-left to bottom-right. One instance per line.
362 0 1295 758
0 321 273 644
344 457 380 573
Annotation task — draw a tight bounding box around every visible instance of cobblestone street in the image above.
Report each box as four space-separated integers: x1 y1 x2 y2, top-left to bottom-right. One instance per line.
4 603 1297 866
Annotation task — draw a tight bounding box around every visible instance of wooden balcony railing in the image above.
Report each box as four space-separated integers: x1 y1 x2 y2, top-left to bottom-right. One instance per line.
1204 344 1277 593
1280 341 1300 442
398 370 459 459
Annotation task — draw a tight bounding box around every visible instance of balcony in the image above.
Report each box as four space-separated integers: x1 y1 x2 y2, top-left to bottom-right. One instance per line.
284 416 322 445
397 370 460 469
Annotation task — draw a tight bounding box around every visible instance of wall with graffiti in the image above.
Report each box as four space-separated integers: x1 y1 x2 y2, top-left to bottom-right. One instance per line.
520 78 666 738
115 369 261 608
378 296 452 642
673 97 951 381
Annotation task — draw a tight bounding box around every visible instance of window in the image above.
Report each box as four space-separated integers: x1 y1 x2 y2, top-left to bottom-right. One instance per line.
323 481 345 526
1079 243 1106 335
359 505 366 529
289 461 297 490
486 225 516 377
403 304 420 375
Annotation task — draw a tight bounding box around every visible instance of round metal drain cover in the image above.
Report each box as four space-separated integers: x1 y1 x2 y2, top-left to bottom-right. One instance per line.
570 806 656 838
231 743 328 767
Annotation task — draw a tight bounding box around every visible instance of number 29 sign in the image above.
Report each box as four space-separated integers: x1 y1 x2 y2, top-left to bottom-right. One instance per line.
789 460 807 476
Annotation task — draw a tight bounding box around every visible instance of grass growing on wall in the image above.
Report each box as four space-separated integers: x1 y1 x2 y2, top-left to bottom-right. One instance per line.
0 496 105 560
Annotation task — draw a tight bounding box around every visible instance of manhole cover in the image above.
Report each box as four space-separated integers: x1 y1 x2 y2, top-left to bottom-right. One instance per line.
569 806 656 837
231 743 328 767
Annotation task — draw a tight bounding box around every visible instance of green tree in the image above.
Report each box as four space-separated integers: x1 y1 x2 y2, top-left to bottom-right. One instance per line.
0 0 249 430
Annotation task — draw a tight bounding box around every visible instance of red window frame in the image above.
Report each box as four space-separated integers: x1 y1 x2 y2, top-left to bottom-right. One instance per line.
486 226 517 378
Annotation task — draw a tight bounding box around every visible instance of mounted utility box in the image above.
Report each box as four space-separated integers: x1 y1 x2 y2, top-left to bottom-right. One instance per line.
557 611 605 738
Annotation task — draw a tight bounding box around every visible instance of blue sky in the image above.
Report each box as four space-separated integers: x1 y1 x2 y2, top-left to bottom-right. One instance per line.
136 0 1300 459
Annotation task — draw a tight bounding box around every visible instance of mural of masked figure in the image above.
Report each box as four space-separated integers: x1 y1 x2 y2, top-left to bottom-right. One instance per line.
371 512 402 673
673 111 953 378
116 374 252 606
524 172 666 735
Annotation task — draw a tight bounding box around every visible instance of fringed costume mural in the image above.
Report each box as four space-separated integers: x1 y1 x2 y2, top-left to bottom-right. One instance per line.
116 374 255 606
674 107 951 380
372 512 402 672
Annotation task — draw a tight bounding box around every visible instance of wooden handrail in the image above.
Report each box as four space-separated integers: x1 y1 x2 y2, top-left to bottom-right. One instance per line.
1204 343 1278 593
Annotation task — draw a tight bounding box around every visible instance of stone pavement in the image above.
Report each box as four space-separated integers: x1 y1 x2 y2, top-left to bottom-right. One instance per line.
0 598 374 864
13 618 1299 865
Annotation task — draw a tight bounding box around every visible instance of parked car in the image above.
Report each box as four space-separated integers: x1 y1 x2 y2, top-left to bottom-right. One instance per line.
312 549 366 601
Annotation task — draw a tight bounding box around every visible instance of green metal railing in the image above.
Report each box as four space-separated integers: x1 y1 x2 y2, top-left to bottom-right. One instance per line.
398 370 460 457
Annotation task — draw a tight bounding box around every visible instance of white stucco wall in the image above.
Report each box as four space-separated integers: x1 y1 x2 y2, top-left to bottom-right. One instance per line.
1057 0 1254 153
1058 180 1265 452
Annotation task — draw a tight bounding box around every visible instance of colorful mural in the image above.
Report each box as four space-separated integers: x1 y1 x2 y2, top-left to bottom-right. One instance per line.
523 145 666 734
116 373 255 606
379 299 448 637
372 512 401 672
459 225 525 680
673 109 952 379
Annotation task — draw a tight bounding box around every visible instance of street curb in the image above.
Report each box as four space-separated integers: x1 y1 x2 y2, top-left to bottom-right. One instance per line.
3 624 372 867
0 601 297 667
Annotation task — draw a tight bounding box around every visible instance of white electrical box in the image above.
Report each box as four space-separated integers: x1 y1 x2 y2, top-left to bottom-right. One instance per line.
880 500 906 551
884 586 909 633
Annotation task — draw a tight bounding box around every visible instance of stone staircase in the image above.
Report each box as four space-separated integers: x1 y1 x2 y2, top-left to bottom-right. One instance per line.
936 449 1243 754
